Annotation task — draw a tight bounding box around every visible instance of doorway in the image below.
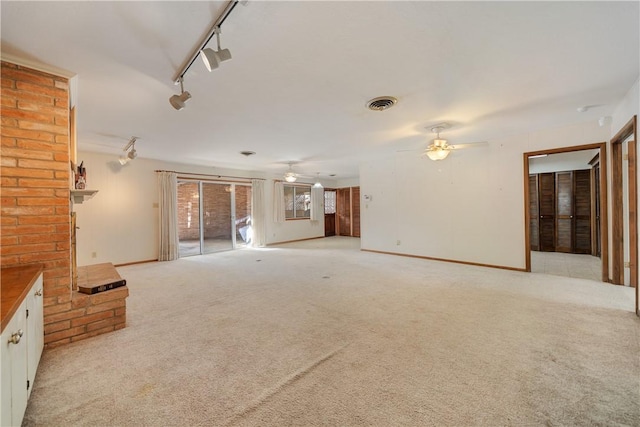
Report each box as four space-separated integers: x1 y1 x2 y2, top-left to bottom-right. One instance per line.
336 187 361 237
177 180 252 257
524 143 608 283
324 189 336 237
610 115 638 315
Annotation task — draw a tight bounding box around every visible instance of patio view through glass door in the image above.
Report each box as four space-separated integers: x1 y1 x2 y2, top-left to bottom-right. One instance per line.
177 181 251 257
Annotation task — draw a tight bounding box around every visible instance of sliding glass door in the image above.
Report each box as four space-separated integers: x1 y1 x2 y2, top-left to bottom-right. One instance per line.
234 185 252 249
177 181 201 257
202 183 233 254
177 181 251 257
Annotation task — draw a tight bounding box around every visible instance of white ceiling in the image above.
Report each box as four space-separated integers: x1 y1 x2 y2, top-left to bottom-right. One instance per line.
2 1 638 179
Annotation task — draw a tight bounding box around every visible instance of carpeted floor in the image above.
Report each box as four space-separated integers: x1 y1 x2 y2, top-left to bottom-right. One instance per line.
23 237 639 426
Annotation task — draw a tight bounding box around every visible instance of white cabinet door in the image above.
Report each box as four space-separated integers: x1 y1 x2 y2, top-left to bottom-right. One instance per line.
1 301 28 427
26 274 44 398
1 317 14 427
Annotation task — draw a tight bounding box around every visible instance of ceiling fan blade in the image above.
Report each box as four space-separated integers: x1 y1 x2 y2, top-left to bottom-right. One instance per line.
396 148 422 152
449 141 488 149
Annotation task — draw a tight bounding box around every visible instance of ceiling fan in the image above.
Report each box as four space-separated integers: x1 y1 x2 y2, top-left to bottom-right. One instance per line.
397 123 488 161
422 125 487 161
283 162 298 182
281 162 323 184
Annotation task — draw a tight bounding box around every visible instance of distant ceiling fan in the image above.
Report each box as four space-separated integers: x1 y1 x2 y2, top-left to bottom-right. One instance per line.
281 162 322 183
422 125 487 161
283 162 298 182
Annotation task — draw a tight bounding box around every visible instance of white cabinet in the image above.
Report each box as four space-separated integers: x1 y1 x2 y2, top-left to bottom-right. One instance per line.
26 274 44 399
0 268 44 427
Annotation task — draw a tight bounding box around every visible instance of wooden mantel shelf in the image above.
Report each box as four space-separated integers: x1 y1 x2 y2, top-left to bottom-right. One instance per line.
70 189 98 204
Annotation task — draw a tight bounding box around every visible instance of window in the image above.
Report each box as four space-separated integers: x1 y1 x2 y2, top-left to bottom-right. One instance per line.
284 185 311 219
324 191 336 214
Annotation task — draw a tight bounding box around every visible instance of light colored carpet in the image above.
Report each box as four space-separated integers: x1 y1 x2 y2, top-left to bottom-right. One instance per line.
24 237 639 426
531 250 602 282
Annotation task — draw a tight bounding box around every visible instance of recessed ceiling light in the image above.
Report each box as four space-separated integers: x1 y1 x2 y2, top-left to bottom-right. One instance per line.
240 151 255 157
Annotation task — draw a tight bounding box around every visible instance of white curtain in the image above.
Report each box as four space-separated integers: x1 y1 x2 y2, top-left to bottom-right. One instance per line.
157 171 179 261
310 186 324 221
273 181 285 223
251 179 266 247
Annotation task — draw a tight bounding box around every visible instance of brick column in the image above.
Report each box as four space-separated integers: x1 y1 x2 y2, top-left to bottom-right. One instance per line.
1 61 72 346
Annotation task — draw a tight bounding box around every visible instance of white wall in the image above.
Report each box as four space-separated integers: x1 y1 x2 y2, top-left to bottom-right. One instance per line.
528 149 598 174
74 151 329 266
360 120 610 270
336 178 360 188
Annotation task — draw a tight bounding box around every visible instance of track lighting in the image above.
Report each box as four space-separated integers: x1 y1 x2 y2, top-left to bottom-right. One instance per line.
200 27 232 71
169 77 191 111
171 1 239 109
119 137 138 165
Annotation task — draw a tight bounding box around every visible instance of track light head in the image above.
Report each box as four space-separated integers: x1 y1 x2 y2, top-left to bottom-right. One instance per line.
201 48 220 72
214 27 232 63
216 48 232 63
170 78 191 111
119 136 138 165
169 90 191 110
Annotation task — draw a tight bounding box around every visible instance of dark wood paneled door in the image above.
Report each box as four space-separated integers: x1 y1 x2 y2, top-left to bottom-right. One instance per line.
591 159 601 257
352 187 361 237
529 175 540 251
539 173 556 251
574 169 592 254
555 171 574 253
337 188 351 236
324 214 336 237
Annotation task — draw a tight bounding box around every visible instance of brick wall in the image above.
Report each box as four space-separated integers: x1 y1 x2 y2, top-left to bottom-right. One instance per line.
45 287 128 345
202 183 231 239
177 182 200 240
1 61 128 347
1 61 74 347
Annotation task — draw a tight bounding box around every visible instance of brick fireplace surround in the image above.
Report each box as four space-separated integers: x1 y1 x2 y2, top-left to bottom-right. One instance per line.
1 60 128 348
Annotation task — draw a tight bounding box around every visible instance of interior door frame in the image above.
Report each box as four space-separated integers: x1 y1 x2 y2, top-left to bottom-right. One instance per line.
523 142 609 283
610 115 638 315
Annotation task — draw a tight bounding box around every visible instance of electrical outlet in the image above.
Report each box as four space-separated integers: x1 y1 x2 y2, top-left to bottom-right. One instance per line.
152 202 159 208
624 261 630 268
91 252 97 258
396 240 401 245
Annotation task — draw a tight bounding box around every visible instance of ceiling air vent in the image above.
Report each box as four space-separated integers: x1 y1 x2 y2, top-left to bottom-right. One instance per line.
366 96 398 111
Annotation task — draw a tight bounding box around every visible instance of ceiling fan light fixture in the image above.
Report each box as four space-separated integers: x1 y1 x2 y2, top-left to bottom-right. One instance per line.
425 148 450 161
432 138 448 148
284 172 297 183
284 163 298 182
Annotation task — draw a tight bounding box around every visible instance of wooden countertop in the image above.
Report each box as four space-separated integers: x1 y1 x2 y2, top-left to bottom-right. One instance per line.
1 264 44 333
